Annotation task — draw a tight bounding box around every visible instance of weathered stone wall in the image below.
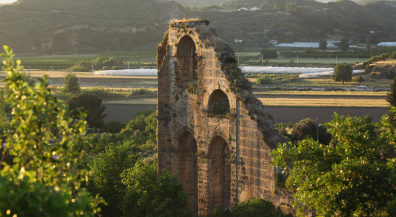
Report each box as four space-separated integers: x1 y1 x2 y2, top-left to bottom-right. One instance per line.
157 19 292 216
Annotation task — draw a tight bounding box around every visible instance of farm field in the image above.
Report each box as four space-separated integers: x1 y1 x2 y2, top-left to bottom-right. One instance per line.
104 104 389 124
102 90 388 108
245 57 367 65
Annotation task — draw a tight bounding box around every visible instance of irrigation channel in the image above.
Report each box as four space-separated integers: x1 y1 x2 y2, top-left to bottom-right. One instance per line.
104 104 389 124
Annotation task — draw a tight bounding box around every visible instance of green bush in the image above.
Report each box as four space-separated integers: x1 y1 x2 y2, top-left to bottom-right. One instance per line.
129 88 157 97
70 57 125 72
353 75 364 83
260 49 278 59
105 120 127 133
66 93 107 130
63 73 81 93
233 198 292 217
256 75 273 85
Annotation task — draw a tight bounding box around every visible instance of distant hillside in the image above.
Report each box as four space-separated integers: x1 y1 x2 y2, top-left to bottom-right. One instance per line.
316 0 396 3
0 0 186 54
161 0 227 7
196 0 396 48
0 0 395 54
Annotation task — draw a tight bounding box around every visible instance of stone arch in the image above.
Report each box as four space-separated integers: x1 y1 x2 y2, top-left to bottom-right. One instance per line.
176 35 197 87
208 89 230 115
207 136 231 210
177 131 198 213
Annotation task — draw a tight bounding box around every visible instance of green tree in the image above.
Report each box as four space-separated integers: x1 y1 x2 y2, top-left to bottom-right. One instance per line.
319 39 327 50
233 197 292 217
260 49 278 59
121 162 191 217
120 109 157 148
353 75 364 83
291 118 331 145
67 93 107 130
339 37 349 52
63 73 81 93
0 89 9 131
256 75 273 85
387 77 396 107
333 63 352 84
89 143 140 217
386 77 396 126
271 114 395 216
0 45 101 216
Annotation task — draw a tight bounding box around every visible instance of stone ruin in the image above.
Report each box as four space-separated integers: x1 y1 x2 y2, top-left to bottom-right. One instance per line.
157 19 292 216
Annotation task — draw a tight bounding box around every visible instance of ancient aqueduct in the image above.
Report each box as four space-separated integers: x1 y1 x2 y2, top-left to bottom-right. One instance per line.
157 19 292 216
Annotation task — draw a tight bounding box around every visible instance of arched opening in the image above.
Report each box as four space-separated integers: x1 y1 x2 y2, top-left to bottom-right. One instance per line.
208 89 230 116
176 36 197 87
177 131 198 213
208 136 231 210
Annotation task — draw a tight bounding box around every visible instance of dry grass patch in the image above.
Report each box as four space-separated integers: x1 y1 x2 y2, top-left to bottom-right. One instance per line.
259 97 387 107
103 98 157 105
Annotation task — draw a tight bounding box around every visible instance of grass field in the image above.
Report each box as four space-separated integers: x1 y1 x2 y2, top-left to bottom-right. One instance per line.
258 97 387 107
102 96 387 107
253 90 388 96
246 57 368 65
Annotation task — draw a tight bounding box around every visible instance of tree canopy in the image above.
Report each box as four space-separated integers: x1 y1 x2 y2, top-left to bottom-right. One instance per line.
333 63 352 84
319 39 327 50
63 73 81 93
67 93 107 130
339 38 350 52
271 113 395 216
0 45 101 216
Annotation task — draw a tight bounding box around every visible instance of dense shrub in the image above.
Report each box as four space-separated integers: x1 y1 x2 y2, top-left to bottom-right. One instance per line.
260 49 278 59
353 75 364 82
66 93 107 130
63 73 81 93
71 57 125 72
256 75 273 85
105 121 127 133
291 118 331 145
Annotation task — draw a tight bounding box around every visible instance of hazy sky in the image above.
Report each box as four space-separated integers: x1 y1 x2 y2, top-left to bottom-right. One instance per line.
0 0 17 4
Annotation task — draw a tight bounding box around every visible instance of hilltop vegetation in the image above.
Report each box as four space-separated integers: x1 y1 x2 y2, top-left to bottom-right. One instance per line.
0 0 395 54
0 0 186 54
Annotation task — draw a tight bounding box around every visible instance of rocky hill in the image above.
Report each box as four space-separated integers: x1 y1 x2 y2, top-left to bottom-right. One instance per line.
0 0 395 54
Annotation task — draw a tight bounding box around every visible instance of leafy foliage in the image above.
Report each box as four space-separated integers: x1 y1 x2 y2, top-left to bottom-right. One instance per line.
256 75 273 85
120 109 157 147
0 45 101 216
105 120 126 133
319 39 327 50
71 57 126 72
67 93 107 130
88 143 140 217
353 75 365 82
121 163 191 217
260 49 278 59
63 73 81 93
333 63 352 84
203 197 292 217
339 38 350 52
233 197 292 217
291 118 331 145
271 113 395 216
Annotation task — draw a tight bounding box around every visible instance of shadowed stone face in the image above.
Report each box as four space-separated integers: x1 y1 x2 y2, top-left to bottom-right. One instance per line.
157 19 293 216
